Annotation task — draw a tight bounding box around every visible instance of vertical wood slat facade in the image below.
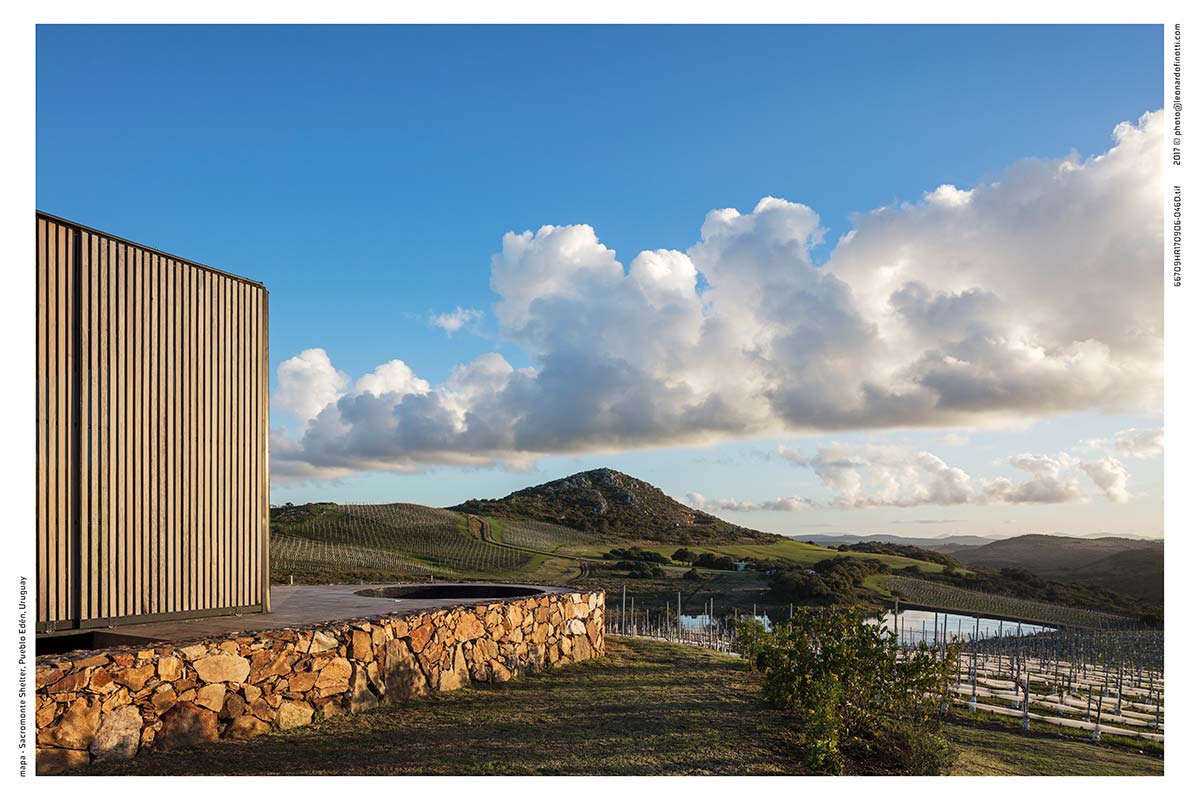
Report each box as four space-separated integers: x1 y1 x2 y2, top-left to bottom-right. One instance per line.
36 212 269 632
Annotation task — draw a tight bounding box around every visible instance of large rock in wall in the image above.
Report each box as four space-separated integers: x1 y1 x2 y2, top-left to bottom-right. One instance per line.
35 589 605 774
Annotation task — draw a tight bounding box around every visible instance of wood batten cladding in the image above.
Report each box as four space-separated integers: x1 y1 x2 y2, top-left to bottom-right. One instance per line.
35 212 269 632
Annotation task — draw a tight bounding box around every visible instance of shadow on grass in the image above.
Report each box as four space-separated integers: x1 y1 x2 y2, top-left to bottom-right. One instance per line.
83 638 806 776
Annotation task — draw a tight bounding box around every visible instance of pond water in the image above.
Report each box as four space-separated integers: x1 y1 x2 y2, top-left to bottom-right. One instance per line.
678 613 772 631
672 609 1051 644
871 609 1052 645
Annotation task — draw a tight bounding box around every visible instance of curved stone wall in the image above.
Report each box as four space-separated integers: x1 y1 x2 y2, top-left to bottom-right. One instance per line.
35 589 605 773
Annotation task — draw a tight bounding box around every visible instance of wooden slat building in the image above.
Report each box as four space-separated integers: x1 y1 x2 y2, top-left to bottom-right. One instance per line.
35 212 270 633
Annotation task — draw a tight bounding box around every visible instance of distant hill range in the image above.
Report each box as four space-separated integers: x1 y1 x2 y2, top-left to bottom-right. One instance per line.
797 534 999 550
942 534 1163 604
452 468 778 544
803 532 1163 605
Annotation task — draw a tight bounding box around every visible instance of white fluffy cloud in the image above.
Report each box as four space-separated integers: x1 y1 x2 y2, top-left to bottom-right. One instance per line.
430 307 484 335
273 348 348 426
980 454 1086 505
770 443 1128 509
698 431 1151 511
352 360 430 398
272 112 1163 479
685 493 813 513
1083 427 1163 459
1079 457 1133 503
776 443 980 508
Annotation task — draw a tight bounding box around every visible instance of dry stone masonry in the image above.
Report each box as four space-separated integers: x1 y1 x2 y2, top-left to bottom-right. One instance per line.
35 589 605 774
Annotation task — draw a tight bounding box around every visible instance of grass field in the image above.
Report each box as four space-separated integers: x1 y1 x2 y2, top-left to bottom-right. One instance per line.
944 717 1163 776
81 638 1162 777
268 502 953 616
566 538 950 574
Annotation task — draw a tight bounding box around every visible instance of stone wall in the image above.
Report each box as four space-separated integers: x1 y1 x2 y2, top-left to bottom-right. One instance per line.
35 589 605 774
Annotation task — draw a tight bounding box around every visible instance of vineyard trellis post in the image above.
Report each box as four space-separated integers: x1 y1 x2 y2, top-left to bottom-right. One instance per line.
677 591 682 643
1021 673 1030 732
621 584 626 636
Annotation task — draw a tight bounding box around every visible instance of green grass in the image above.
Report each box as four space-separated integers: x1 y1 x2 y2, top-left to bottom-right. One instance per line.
84 638 806 776
944 715 1163 775
80 637 1161 776
270 503 950 616
568 538 949 574
567 537 954 618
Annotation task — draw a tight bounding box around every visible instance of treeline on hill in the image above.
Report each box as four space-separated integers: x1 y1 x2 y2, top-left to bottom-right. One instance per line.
600 546 747 579
901 564 1162 625
772 542 1161 625
834 541 959 567
601 547 671 578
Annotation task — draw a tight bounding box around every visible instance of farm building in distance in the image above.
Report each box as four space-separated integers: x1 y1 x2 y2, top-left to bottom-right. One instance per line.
35 212 270 635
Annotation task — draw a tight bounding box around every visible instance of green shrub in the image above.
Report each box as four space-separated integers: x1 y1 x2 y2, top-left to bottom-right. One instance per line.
672 548 699 563
626 561 665 578
606 547 671 564
696 552 737 570
734 607 957 775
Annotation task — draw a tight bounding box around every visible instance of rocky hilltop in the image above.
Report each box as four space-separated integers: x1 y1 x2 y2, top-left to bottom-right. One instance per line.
453 468 778 544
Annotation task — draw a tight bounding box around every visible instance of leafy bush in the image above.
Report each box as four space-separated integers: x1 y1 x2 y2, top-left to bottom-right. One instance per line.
768 556 891 605
734 607 957 775
695 552 737 570
605 547 671 564
624 561 666 578
836 541 960 568
672 548 699 563
683 567 703 581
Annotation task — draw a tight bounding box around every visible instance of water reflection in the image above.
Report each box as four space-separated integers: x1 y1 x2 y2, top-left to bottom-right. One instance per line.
679 613 772 631
872 609 1052 645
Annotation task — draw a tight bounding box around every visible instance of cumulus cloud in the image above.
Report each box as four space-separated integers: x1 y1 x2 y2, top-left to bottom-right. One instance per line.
271 111 1163 479
685 492 813 513
979 453 1085 505
1082 427 1163 459
774 443 1103 508
777 443 978 508
683 440 1129 511
273 348 348 425
430 307 484 335
1079 457 1133 503
352 359 430 398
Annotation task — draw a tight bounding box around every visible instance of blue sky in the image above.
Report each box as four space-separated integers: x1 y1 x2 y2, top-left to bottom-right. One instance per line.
37 25 1165 537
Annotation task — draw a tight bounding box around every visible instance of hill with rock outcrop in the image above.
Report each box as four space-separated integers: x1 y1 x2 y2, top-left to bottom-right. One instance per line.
452 468 779 544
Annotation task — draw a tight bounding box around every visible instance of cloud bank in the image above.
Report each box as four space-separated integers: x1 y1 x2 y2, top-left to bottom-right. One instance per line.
273 111 1163 479
685 493 814 513
1082 427 1164 459
698 441 1135 510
